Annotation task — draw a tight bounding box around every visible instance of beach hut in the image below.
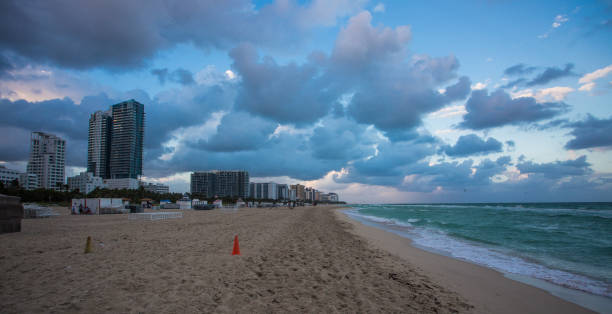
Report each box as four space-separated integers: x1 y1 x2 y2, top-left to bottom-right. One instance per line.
236 198 246 208
177 197 192 210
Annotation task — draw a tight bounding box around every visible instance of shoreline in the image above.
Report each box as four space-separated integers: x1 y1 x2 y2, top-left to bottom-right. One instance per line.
334 208 602 314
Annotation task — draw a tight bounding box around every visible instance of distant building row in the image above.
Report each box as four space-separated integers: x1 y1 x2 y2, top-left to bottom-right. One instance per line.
189 170 339 202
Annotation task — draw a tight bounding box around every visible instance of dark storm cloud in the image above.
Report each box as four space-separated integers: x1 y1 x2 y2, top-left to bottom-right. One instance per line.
308 117 376 161
516 155 592 179
151 68 195 85
441 134 503 157
0 126 31 162
564 115 612 150
198 112 277 152
147 131 348 181
172 69 195 85
0 97 107 141
230 44 334 125
443 76 472 102
151 68 169 84
460 89 568 130
0 53 15 79
348 138 438 178
504 64 537 76
526 63 575 86
0 0 365 70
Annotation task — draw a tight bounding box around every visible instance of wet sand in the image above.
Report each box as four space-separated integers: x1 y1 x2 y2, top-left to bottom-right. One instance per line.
335 209 594 314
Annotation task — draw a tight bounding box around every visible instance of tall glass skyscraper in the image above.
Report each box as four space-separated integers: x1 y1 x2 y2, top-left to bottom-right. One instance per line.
109 100 145 179
87 110 112 179
87 99 145 182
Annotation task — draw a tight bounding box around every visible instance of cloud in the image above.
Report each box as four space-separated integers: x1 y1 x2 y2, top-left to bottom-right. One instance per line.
151 68 169 84
397 156 512 193
526 63 575 86
564 115 612 150
308 117 377 161
373 3 385 13
517 155 592 179
500 78 527 89
460 89 568 130
0 0 367 70
578 64 612 91
443 76 472 101
152 68 195 85
334 12 469 138
579 82 595 91
511 86 575 102
197 111 277 152
441 134 503 157
429 105 467 119
471 81 488 90
0 97 107 141
538 14 570 39
331 11 411 69
504 64 536 76
552 14 569 28
230 44 333 125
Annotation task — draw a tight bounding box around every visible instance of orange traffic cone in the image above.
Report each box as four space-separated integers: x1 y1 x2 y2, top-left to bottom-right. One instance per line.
84 236 92 254
232 235 241 255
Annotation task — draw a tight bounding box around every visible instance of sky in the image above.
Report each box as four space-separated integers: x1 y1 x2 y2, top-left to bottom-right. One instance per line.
1 0 611 203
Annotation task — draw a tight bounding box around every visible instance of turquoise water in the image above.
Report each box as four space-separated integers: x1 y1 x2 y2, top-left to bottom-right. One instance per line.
346 203 612 298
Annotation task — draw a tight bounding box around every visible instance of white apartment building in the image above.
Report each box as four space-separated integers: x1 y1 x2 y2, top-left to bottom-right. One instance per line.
67 172 106 194
104 178 140 190
19 173 38 190
0 165 20 187
141 182 170 194
27 132 66 190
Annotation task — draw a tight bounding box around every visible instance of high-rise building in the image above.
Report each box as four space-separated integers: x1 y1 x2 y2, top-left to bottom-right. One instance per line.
109 99 145 179
191 170 249 198
191 171 216 198
250 182 278 200
290 184 305 200
87 110 112 179
277 184 289 200
27 132 65 190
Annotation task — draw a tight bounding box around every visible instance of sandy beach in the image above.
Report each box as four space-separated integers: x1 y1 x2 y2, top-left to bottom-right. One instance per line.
0 205 593 313
2 205 471 313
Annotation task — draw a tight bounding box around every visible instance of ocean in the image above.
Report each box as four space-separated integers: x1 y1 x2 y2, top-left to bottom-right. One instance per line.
344 203 612 300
